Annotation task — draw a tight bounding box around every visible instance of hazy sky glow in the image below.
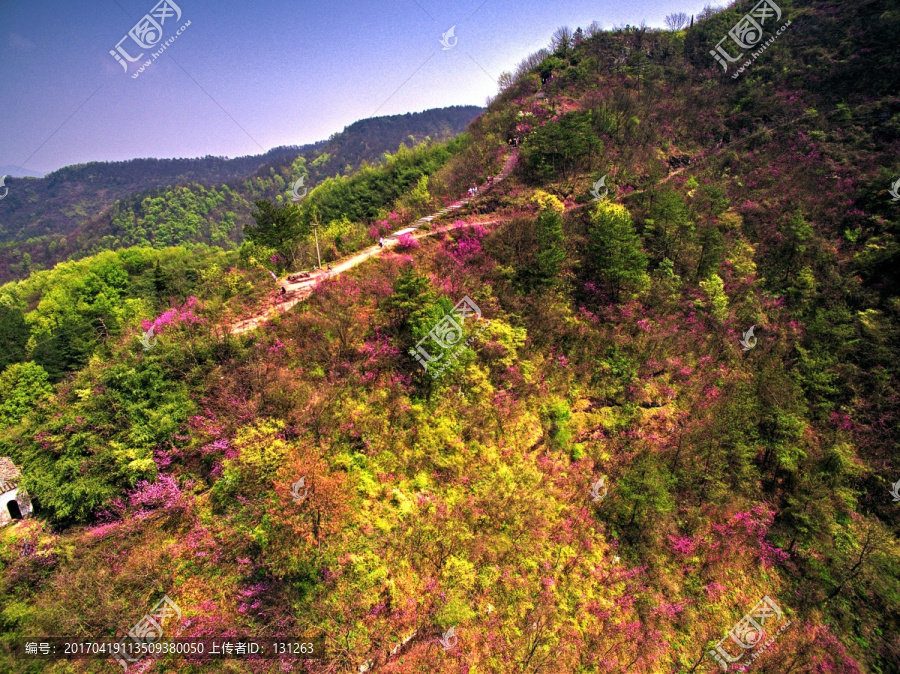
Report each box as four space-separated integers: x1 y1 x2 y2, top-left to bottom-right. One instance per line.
0 0 712 173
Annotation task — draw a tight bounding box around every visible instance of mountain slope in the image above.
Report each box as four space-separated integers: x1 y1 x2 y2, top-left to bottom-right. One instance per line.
1 2 899 673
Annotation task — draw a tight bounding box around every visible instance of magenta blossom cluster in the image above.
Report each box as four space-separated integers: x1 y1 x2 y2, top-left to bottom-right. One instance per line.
394 233 419 251
370 212 403 239
141 296 204 334
128 475 193 518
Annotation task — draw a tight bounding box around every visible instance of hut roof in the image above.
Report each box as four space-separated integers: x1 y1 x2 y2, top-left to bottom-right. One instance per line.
0 457 21 493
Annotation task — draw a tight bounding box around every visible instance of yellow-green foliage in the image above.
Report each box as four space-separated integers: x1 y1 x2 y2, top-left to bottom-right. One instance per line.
531 189 565 215
229 419 291 481
730 237 758 280
398 174 432 212
699 273 729 321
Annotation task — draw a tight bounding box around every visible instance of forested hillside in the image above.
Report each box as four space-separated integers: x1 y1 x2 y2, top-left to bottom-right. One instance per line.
1 1 899 672
0 106 482 283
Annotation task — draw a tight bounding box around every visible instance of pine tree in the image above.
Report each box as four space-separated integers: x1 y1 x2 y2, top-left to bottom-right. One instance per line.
699 273 729 321
586 201 648 301
0 305 29 371
381 265 437 340
526 191 567 289
246 201 308 268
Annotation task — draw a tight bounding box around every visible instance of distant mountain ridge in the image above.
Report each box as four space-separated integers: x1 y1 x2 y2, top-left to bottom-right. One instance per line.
0 148 310 244
0 165 44 179
0 105 482 281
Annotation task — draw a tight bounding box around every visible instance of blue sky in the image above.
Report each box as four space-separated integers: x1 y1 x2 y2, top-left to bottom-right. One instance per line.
0 0 712 174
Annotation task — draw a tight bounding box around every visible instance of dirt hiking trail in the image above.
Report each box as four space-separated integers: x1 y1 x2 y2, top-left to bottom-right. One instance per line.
230 151 519 335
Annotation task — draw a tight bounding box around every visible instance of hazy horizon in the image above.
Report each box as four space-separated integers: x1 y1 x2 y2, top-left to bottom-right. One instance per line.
0 105 484 179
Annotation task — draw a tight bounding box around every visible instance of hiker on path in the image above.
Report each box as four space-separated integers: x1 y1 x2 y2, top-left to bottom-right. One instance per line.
379 237 384 249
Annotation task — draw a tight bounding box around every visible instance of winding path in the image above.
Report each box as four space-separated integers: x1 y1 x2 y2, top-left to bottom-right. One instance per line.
229 151 519 335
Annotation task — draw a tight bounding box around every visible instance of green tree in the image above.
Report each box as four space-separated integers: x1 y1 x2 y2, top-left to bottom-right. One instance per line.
0 304 29 371
539 55 567 83
380 266 437 341
521 112 602 184
645 188 692 268
246 201 308 270
299 140 457 228
586 201 648 301
31 315 98 380
695 223 725 281
0 362 52 428
519 191 566 289
699 273 729 321
779 209 815 287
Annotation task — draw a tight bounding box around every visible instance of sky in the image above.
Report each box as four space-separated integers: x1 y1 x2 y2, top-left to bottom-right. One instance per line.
0 0 713 175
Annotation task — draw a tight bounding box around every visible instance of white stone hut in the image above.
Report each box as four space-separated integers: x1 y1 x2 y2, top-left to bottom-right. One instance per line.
0 457 32 526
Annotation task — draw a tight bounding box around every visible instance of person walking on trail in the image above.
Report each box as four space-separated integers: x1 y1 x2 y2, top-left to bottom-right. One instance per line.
379 237 384 249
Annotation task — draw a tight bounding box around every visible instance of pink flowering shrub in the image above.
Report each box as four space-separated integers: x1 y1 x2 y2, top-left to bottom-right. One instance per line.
704 582 727 601
451 236 482 263
394 233 419 251
127 475 193 519
141 296 205 334
709 505 789 568
668 534 699 557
